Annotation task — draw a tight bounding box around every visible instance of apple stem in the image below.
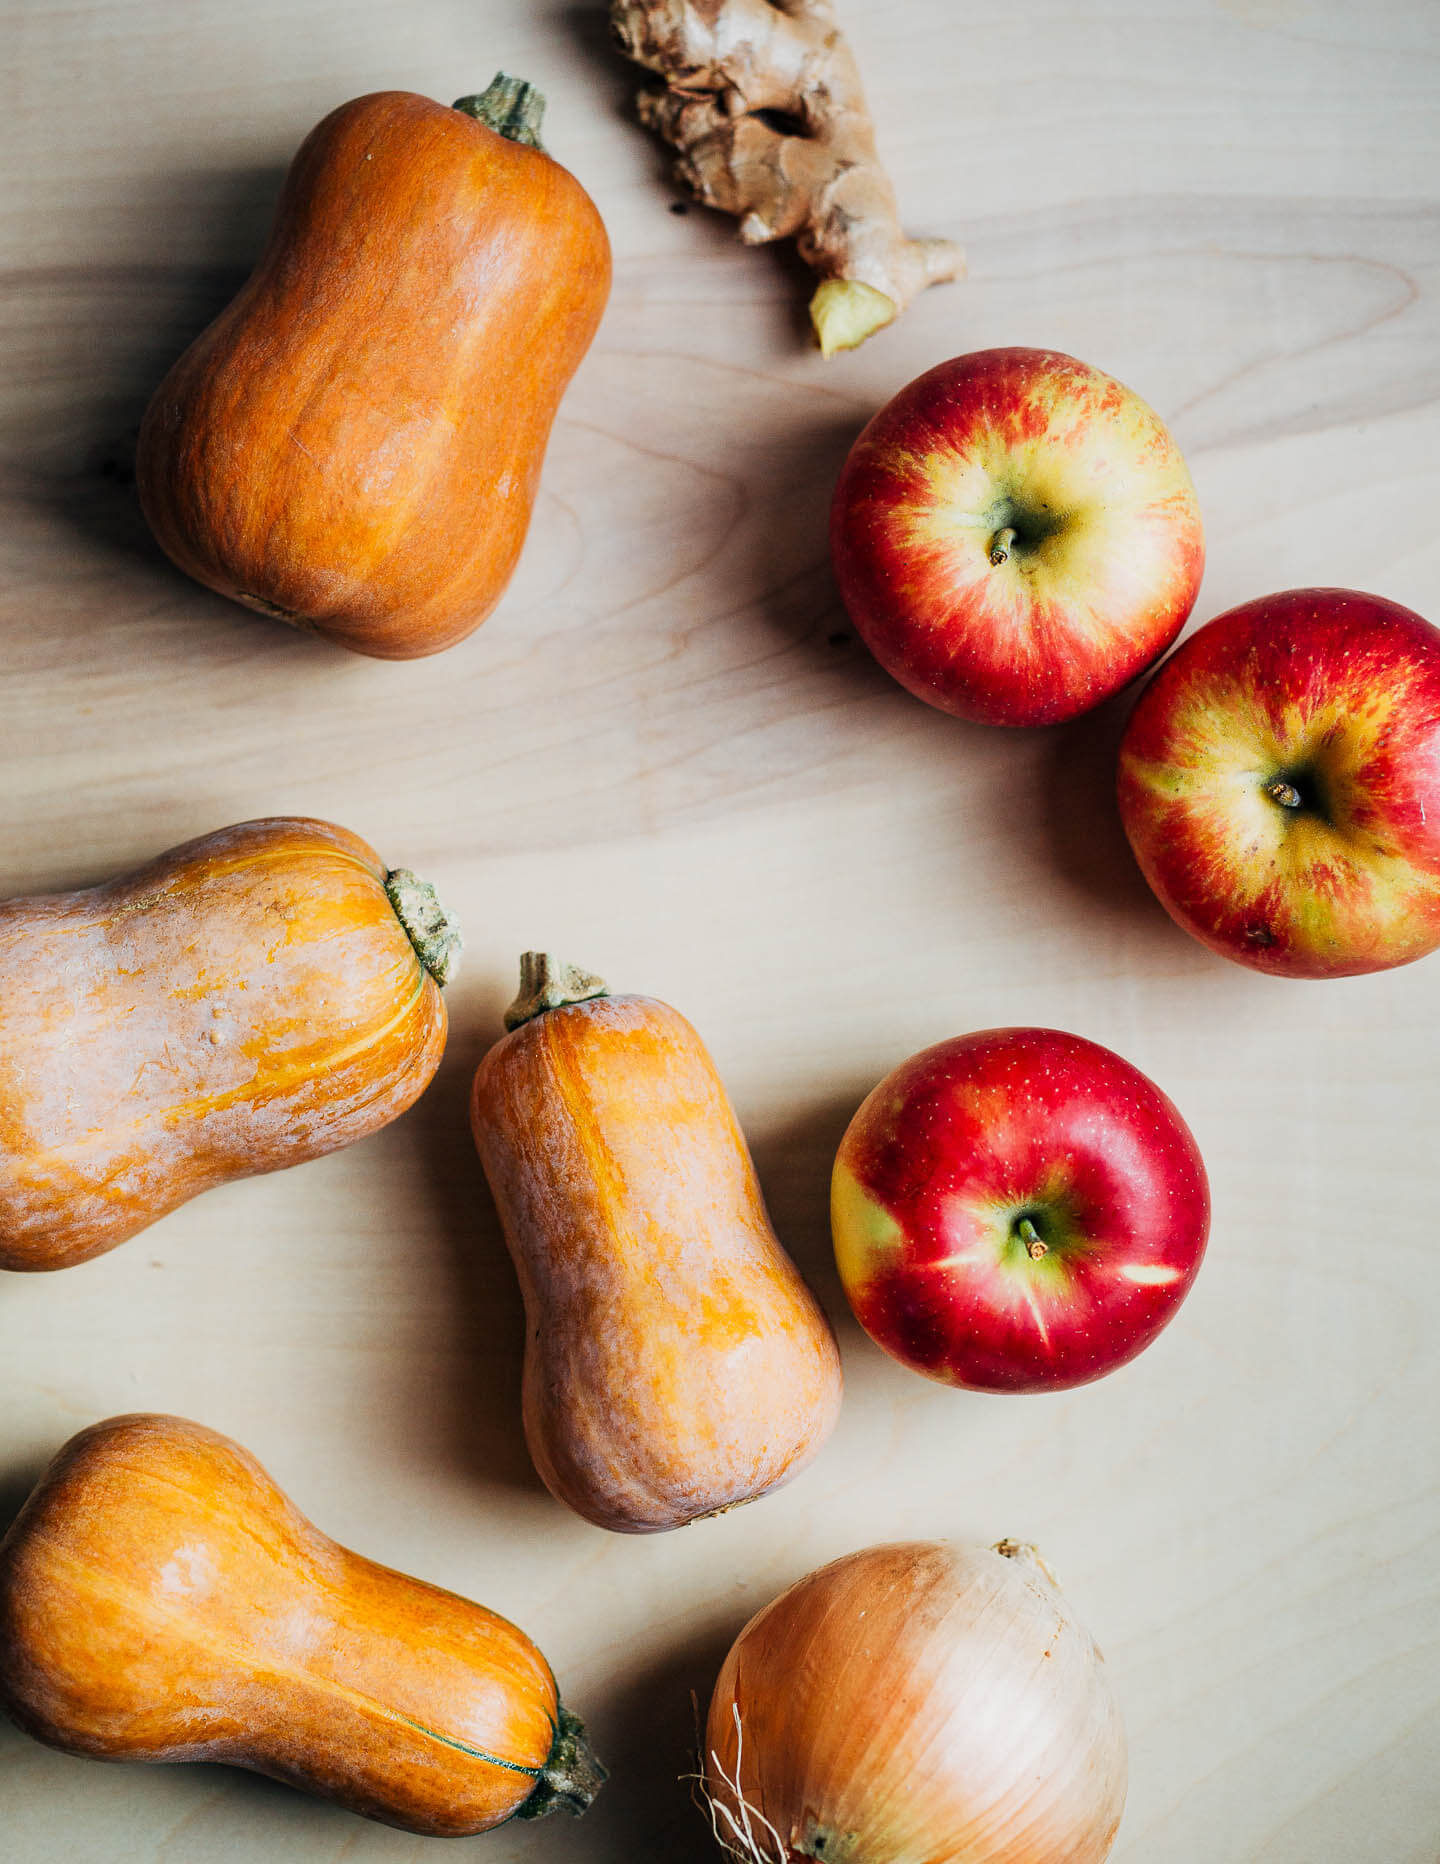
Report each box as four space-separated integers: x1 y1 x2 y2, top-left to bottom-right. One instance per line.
989 526 1017 567
1017 1217 1048 1260
1264 778 1303 809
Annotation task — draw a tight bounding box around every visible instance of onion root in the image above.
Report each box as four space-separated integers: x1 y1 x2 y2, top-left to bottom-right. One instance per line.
695 1704 788 1863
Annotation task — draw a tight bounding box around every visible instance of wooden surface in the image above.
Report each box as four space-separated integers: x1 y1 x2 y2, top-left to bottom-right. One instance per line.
2 0 1439 1857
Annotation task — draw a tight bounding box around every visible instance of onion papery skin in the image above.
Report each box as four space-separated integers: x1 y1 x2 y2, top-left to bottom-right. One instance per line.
703 1540 1126 1864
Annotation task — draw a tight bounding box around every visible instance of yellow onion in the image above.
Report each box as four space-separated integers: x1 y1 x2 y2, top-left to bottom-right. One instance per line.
702 1539 1126 1864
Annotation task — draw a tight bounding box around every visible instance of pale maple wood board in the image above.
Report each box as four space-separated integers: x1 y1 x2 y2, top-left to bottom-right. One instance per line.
2 1 1438 1859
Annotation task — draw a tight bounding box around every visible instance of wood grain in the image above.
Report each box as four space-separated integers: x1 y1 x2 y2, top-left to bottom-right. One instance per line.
2 1 1439 1859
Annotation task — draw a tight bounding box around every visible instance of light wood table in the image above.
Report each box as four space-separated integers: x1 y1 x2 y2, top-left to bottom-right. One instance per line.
3 2 1438 1858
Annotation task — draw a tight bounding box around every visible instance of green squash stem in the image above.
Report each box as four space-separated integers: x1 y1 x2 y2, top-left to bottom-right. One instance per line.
517 1707 608 1819
453 73 548 152
504 952 609 1030
385 869 462 987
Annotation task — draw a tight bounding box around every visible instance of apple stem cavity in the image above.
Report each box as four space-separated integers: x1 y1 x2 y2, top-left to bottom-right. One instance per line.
989 526 1018 567
1017 1216 1048 1260
1264 777 1303 810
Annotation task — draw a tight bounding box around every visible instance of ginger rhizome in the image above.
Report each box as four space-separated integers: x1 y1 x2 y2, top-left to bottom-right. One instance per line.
610 0 963 355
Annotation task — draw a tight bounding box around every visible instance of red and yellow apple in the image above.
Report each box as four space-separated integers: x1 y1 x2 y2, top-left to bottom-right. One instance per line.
830 347 1205 727
1117 587 1440 978
832 1028 1210 1393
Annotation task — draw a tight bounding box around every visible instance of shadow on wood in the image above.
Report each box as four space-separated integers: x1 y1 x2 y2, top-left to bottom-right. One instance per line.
573 1616 741 1864
1038 682 1181 937
0 1454 47 1541
0 166 283 575
556 1 650 130
406 1028 548 1504
748 1084 874 1352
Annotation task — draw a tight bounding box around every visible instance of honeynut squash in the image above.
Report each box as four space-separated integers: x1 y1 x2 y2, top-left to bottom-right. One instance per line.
0 818 458 1271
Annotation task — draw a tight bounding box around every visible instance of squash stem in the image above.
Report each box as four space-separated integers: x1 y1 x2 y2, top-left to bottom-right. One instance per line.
517 1707 608 1820
384 870 462 987
453 73 548 152
504 952 608 1031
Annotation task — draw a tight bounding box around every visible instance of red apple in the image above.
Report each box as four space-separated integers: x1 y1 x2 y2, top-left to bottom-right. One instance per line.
1117 588 1440 978
830 347 1205 727
831 1028 1209 1393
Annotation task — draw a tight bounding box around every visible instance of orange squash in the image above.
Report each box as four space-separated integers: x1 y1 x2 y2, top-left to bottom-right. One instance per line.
0 817 457 1271
0 1414 605 1836
469 954 843 1534
136 80 611 659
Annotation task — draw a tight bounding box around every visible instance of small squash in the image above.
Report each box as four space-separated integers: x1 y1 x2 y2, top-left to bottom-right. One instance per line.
0 1414 605 1836
0 817 458 1271
136 80 611 659
469 954 843 1534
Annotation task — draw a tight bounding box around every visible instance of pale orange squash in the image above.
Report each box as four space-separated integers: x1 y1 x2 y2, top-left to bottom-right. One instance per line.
0 817 458 1271
470 954 844 1534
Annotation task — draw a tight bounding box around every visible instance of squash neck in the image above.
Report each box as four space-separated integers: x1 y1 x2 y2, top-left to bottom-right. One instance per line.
516 1707 608 1820
384 869 462 987
504 952 608 1030
453 73 547 152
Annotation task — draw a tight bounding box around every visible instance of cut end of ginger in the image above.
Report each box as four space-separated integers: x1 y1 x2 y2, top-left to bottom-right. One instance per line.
810 279 898 359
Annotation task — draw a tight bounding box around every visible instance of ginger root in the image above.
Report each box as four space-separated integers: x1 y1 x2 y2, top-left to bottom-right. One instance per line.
610 0 963 356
